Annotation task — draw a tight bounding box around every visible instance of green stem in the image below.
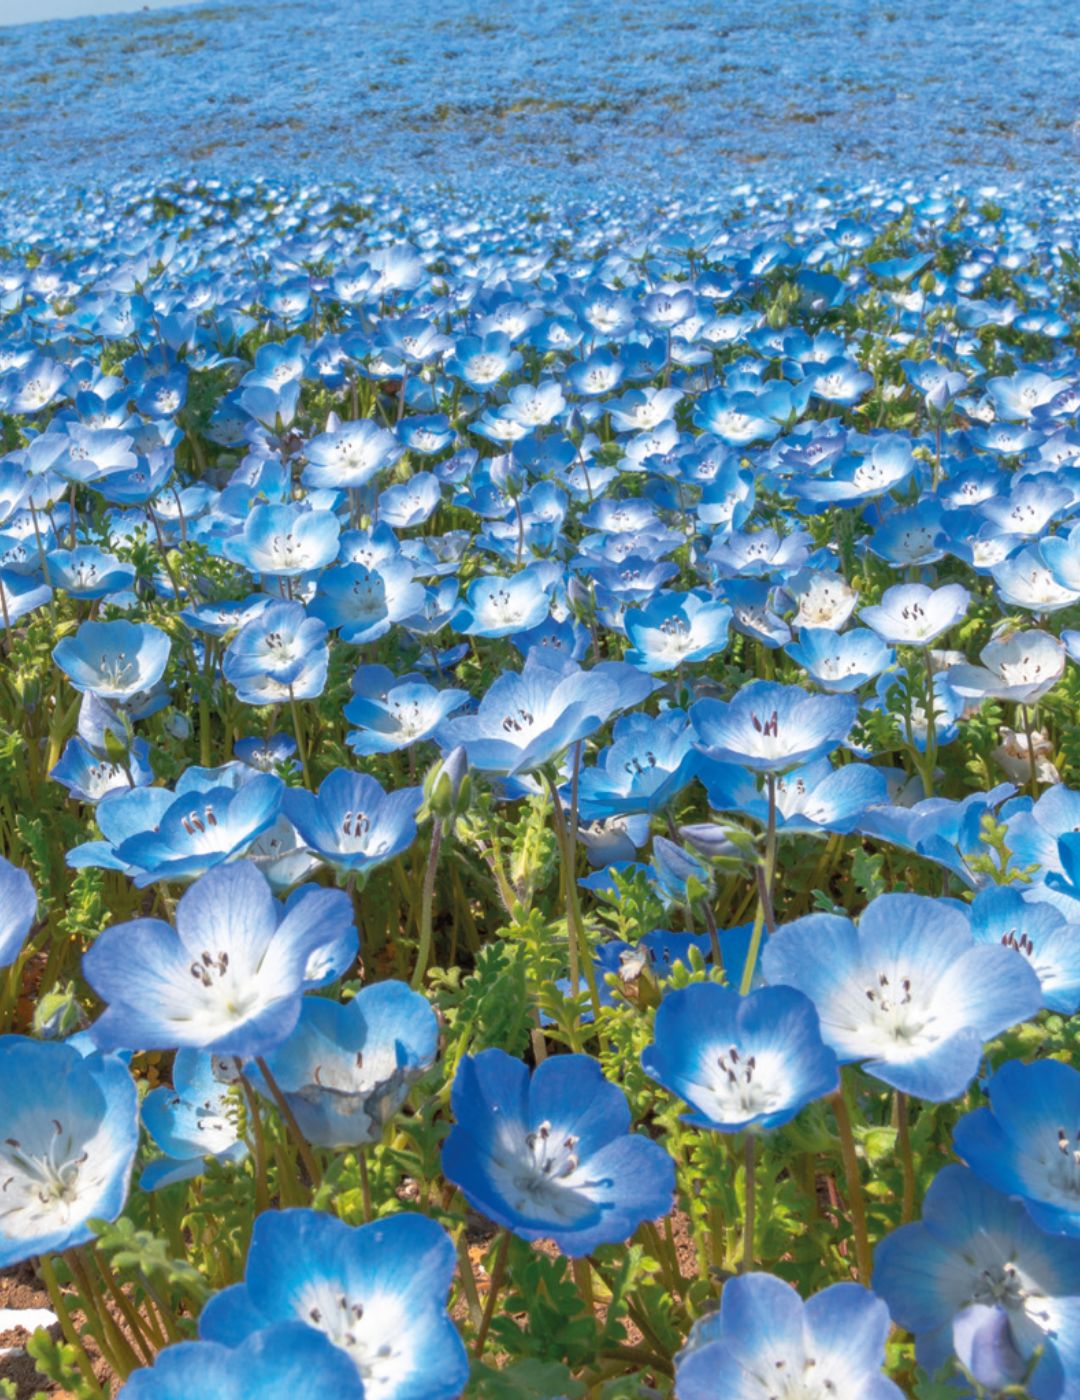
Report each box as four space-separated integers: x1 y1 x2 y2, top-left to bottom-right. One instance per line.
830 1088 872 1284
739 773 776 994
255 1056 323 1188
236 1065 271 1214
358 1148 374 1224
742 1134 756 1272
288 687 312 788
454 1233 484 1330
473 1231 511 1357
896 1090 916 1224
38 1254 105 1397
412 818 443 989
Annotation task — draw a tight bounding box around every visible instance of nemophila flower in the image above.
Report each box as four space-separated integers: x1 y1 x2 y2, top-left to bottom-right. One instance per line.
859 582 970 647
46 544 135 600
705 526 812 579
198 1209 468 1400
140 1049 246 1190
706 758 888 837
51 734 153 803
1005 785 1080 917
786 568 858 631
53 619 170 699
109 771 284 887
438 649 654 777
399 413 455 455
994 546 1080 613
451 567 554 638
0 568 52 624
445 331 522 389
441 1049 674 1256
873 1166 1080 1399
674 1272 903 1400
309 560 422 645
954 1059 1080 1239
223 503 340 578
785 626 894 692
623 590 733 672
0 1036 138 1267
969 885 1080 1014
576 710 700 820
945 627 1066 704
120 1324 362 1400
235 733 298 773
691 680 857 774
761 893 1041 1100
283 769 422 879
721 578 791 649
302 417 403 490
83 861 355 1055
0 856 35 968
641 984 837 1133
345 675 468 756
224 602 329 706
258 980 438 1148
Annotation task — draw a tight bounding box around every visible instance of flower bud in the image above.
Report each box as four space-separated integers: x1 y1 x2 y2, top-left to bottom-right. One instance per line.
424 744 470 823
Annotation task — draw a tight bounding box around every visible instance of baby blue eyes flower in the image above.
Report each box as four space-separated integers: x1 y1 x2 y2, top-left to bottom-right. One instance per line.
623 590 733 672
301 417 403 490
438 649 655 777
785 627 894 692
83 861 356 1056
691 680 857 774
197 1209 468 1400
873 1166 1080 1398
119 1323 363 1400
0 1036 139 1267
223 503 341 578
945 627 1066 705
140 1049 247 1191
258 980 438 1148
954 1059 1080 1239
441 1049 675 1257
0 855 36 968
674 1272 903 1400
761 893 1042 1101
283 768 422 879
641 984 838 1134
969 886 1080 1014
344 676 468 756
53 619 171 699
859 582 970 647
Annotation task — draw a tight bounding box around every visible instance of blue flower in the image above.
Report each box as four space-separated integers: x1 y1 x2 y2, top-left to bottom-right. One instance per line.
450 567 554 639
0 856 36 968
283 769 422 880
0 1036 138 1267
223 503 341 579
859 583 970 647
259 980 438 1148
198 1209 469 1400
119 1324 363 1400
345 676 469 756
140 1049 247 1190
691 680 856 774
641 984 838 1133
623 591 733 672
110 771 284 887
53 620 171 699
969 886 1080 1014
675 1272 903 1400
302 418 403 490
441 1049 675 1256
83 861 355 1055
785 627 894 692
761 893 1042 1100
438 649 655 777
224 601 329 706
873 1165 1080 1398
577 710 700 820
955 1059 1080 1239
